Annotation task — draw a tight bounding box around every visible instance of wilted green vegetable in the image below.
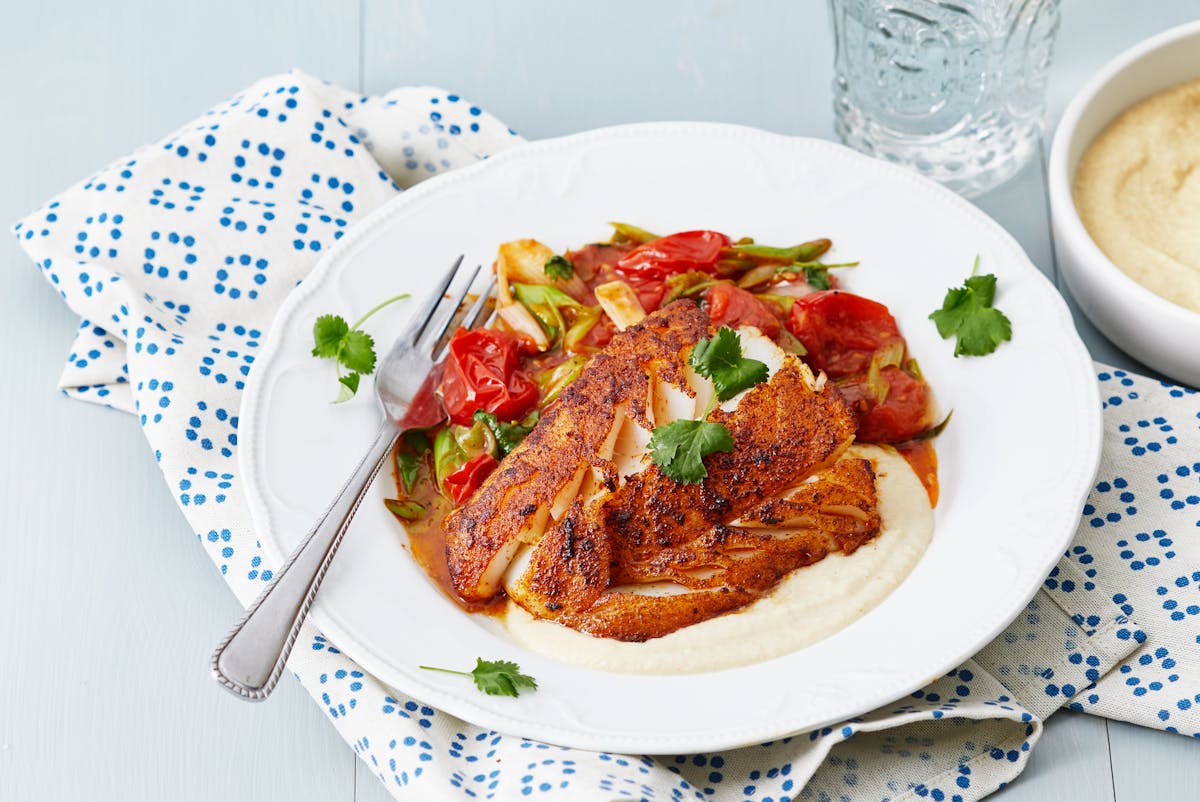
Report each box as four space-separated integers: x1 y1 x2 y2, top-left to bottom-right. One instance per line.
433 420 497 495
535 355 588 406
473 410 539 457
512 283 600 350
608 221 659 244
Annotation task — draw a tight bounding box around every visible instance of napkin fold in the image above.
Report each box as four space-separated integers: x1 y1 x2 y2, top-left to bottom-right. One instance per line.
15 71 1199 802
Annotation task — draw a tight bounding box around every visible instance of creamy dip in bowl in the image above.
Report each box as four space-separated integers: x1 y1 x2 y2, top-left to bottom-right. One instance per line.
1073 77 1200 314
1049 20 1200 388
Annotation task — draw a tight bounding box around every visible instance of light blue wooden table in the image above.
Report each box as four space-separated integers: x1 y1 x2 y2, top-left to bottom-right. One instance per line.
2 1 1197 800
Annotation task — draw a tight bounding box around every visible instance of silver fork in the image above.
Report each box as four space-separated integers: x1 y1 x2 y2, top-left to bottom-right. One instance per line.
211 255 494 700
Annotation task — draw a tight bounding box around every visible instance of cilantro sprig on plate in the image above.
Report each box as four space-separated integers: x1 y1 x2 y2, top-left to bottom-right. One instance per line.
930 257 1012 357
649 327 769 484
311 293 409 402
420 658 538 698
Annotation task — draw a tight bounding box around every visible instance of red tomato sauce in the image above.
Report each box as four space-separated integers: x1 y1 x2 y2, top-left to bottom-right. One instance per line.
897 439 939 507
389 463 505 613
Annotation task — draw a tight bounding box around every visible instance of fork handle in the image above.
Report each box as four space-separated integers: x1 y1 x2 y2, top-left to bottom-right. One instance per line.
211 418 400 700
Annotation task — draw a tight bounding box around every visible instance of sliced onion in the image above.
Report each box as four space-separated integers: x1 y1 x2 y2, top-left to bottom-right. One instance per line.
865 341 906 404
496 238 588 303
497 302 550 350
595 280 646 331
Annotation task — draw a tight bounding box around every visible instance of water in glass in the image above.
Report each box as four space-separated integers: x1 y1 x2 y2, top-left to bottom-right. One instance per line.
829 0 1061 197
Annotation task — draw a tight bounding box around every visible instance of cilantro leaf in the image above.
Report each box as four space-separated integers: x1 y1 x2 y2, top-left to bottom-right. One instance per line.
473 409 539 457
335 373 360 404
469 658 538 696
340 329 377 374
651 328 762 483
965 272 996 306
689 327 769 401
804 266 831 290
929 266 1012 357
312 314 350 358
419 658 538 698
395 452 421 493
311 293 409 401
649 419 735 484
544 254 574 282
396 430 431 493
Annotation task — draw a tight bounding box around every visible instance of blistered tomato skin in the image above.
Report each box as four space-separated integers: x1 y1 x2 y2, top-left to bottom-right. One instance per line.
440 328 539 426
703 283 783 338
618 271 667 314
615 230 731 280
565 242 635 281
787 290 904 378
786 290 933 443
443 452 498 505
836 366 932 443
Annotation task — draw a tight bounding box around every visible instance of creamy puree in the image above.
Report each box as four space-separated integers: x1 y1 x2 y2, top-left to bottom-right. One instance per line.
1073 77 1200 313
502 444 934 674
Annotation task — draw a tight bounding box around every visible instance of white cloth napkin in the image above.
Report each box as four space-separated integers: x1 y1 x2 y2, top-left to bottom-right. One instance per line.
14 71 1199 802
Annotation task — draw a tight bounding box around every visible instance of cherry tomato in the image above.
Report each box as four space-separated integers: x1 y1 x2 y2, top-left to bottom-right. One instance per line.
836 366 932 443
443 452 498 504
703 283 783 338
624 272 666 313
787 290 904 378
440 328 539 426
565 242 636 281
615 230 731 280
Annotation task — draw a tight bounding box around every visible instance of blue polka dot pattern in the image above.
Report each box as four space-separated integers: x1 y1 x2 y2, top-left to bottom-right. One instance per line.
12 72 1197 801
1054 372 1200 738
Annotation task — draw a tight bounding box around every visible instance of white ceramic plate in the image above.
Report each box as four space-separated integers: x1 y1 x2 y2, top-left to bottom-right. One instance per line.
241 123 1101 754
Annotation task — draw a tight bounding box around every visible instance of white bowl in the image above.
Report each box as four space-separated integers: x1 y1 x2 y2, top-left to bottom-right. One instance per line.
1048 20 1200 388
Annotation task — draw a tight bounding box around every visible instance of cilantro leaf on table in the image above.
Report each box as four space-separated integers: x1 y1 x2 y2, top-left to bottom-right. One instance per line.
310 293 408 402
543 254 574 282
929 259 1012 357
648 419 735 484
689 326 769 401
420 658 538 698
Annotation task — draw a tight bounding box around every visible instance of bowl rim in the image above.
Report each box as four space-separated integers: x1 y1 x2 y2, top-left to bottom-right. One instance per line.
1048 18 1200 332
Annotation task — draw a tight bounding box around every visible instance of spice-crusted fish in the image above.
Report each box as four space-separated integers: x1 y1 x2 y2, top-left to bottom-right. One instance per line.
444 300 878 640
443 301 710 602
